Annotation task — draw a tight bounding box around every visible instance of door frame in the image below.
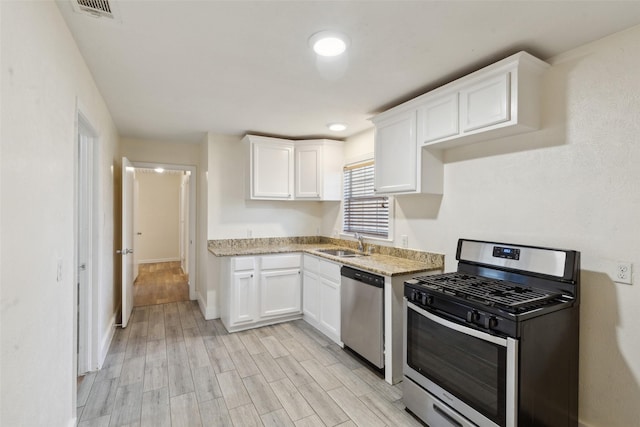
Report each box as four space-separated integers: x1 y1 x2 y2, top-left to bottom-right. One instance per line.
131 161 197 300
75 110 100 376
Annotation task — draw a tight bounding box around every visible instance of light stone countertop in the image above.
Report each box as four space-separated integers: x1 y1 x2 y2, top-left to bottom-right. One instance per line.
208 237 444 277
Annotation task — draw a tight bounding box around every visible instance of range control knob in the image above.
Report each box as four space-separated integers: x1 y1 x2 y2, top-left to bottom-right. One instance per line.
466 310 480 323
484 316 498 330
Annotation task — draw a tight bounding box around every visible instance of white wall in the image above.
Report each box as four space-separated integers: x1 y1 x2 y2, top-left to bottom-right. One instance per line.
334 25 640 427
207 133 323 239
0 2 120 426
135 171 181 263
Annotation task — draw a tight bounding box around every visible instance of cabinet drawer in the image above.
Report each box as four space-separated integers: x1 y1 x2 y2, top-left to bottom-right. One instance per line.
233 256 255 271
318 259 341 282
262 254 301 270
303 254 319 273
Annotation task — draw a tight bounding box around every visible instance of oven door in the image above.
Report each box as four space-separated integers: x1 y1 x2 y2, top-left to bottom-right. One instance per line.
403 300 518 427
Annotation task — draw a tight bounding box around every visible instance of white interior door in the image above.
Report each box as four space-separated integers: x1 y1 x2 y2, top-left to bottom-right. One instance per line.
121 157 135 328
77 127 91 374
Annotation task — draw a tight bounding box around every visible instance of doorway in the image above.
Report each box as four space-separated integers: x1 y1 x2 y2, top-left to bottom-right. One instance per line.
76 113 99 376
129 162 196 306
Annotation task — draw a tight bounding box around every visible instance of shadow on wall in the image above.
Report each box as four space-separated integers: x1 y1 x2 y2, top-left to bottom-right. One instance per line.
395 194 443 220
444 53 587 164
579 270 640 425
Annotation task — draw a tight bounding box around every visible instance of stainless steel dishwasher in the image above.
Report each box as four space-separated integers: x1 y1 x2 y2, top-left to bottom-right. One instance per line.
340 266 385 368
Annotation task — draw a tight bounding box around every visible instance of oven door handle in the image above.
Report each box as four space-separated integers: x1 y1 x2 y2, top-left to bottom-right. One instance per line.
406 300 508 347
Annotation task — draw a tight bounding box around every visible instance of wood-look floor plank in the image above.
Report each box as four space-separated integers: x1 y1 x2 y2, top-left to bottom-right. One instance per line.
166 341 195 397
327 386 386 427
78 372 97 408
81 378 119 421
119 356 145 386
237 330 268 355
144 339 166 362
109 382 143 427
230 349 261 378
216 370 252 410
280 338 314 362
192 365 223 402
359 391 424 427
198 397 233 427
242 373 282 415
269 377 315 421
78 415 111 427
252 352 287 383
207 343 236 374
352 366 402 401
300 359 342 391
140 387 170 427
220 332 246 353
297 381 349 426
170 392 202 427
276 355 314 387
143 358 168 392
228 403 263 427
328 363 374 397
260 335 290 358
294 414 326 427
183 327 211 369
261 408 295 427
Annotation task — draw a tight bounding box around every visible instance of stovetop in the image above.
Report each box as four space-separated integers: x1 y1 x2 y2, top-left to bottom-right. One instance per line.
411 272 563 313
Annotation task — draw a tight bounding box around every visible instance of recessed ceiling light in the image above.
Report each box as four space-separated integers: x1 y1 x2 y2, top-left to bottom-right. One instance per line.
154 167 165 173
309 31 350 57
327 123 347 132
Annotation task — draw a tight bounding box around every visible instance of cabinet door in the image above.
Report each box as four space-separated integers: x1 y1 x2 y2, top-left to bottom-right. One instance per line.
418 93 459 144
295 145 322 199
302 270 320 323
230 270 257 326
374 111 417 194
260 268 301 318
460 72 511 132
319 277 341 340
252 141 294 199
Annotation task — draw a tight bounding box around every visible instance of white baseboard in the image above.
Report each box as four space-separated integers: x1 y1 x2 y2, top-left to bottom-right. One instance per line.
138 257 180 264
99 310 117 368
68 416 77 427
197 291 218 320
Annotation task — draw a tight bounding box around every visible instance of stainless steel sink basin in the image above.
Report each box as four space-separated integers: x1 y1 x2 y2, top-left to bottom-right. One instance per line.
316 248 366 257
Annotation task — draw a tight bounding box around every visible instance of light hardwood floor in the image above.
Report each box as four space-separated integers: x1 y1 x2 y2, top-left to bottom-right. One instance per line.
134 262 189 307
77 301 424 426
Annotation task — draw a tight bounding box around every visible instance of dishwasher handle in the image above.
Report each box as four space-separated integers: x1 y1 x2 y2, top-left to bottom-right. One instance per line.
340 266 384 288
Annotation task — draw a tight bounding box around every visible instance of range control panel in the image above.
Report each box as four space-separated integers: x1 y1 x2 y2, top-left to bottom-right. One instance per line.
493 246 520 260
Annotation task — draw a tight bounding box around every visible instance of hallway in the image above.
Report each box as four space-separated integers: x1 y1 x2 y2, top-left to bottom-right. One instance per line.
134 262 189 307
76 301 422 426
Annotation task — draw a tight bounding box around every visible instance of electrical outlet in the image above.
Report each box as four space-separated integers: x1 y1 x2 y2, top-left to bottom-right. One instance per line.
616 261 632 284
401 235 408 248
247 229 253 238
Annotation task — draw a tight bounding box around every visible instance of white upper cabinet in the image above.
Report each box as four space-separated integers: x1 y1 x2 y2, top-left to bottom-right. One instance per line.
373 110 419 194
246 135 294 200
417 92 459 143
459 72 510 132
245 135 343 201
418 51 549 148
294 140 343 201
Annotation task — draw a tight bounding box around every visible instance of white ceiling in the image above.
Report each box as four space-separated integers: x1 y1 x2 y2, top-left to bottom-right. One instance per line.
57 1 640 143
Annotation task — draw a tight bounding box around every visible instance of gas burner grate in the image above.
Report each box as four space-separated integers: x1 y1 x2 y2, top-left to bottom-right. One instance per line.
414 272 560 309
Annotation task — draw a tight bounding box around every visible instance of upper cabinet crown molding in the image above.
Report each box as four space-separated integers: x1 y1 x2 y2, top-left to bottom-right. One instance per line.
243 135 343 201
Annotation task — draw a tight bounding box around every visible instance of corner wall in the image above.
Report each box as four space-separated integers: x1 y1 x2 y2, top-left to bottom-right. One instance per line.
1 2 120 426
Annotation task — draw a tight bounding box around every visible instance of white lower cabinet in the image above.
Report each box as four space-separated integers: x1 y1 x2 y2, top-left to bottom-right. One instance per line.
221 253 302 332
303 254 342 345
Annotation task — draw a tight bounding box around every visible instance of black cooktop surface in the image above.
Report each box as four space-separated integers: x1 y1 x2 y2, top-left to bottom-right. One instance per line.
412 272 563 313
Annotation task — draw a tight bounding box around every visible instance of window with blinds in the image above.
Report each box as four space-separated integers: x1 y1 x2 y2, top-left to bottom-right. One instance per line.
343 160 389 238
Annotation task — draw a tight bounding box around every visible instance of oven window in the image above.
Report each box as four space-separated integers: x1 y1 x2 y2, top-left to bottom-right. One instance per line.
407 307 506 425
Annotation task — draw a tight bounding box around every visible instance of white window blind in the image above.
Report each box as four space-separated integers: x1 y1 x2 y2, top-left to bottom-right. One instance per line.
343 160 389 238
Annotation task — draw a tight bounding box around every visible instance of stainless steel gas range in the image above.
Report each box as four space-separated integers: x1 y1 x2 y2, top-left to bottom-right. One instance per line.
403 239 580 427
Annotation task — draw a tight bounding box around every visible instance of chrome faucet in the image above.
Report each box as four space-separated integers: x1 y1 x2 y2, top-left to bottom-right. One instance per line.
354 232 365 252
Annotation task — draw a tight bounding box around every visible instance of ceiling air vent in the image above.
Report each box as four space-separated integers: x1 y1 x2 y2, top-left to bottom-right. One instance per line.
71 0 118 20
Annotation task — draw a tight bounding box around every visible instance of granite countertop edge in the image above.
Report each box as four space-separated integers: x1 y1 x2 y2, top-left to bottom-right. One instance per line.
207 237 444 277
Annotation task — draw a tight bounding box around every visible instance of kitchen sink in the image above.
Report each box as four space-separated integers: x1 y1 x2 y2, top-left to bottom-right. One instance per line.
315 248 367 257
